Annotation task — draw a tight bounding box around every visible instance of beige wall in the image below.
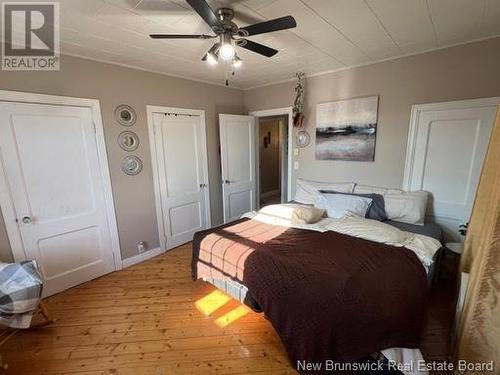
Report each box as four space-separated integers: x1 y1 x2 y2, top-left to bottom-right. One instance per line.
0 54 244 262
259 119 281 194
244 37 500 196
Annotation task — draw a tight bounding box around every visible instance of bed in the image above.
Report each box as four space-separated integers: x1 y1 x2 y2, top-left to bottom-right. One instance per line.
192 191 443 374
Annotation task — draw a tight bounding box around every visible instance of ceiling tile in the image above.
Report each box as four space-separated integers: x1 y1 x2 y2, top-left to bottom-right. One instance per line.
428 0 488 46
101 0 142 10
304 0 401 60
258 0 368 65
483 0 500 35
47 0 500 88
366 0 437 53
95 3 150 32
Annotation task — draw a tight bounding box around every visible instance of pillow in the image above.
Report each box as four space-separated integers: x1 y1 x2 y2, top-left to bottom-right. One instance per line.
294 178 355 205
384 191 428 226
314 193 373 219
353 184 429 225
319 191 388 221
259 204 326 224
353 184 389 195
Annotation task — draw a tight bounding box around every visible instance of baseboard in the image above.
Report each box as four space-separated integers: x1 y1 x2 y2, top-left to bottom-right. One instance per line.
121 247 164 268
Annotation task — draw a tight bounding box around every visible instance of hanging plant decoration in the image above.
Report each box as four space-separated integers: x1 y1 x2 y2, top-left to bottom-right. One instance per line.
293 72 306 128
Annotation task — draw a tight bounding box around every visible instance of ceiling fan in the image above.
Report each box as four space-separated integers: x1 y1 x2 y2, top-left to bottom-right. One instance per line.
150 0 297 83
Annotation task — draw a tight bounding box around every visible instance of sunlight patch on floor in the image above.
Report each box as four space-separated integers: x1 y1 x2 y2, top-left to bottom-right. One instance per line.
195 289 232 316
214 305 251 328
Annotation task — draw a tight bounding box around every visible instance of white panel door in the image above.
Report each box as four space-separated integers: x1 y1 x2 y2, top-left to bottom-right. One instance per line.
219 114 256 223
152 112 210 249
405 100 497 242
0 102 116 297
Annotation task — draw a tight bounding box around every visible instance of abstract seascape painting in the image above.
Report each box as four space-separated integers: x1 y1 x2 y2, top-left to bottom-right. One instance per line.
315 96 378 161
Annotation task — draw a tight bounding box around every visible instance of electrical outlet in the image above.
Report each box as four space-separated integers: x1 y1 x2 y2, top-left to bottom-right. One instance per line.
137 241 146 253
294 161 299 170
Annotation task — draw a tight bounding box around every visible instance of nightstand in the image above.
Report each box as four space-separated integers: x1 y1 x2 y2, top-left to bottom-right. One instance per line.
439 242 464 280
445 242 463 255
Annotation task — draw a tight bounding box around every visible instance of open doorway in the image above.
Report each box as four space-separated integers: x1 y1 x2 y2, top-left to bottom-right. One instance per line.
257 115 289 207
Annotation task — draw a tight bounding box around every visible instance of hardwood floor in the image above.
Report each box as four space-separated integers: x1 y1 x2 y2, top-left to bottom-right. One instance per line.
0 244 455 374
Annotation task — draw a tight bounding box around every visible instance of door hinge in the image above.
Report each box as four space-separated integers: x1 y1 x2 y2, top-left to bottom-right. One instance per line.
92 122 97 134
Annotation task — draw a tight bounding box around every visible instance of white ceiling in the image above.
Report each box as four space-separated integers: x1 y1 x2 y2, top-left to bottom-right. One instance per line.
15 0 500 88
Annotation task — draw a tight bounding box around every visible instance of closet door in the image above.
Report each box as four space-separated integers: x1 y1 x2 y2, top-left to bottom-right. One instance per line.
404 99 497 241
219 114 257 223
0 101 118 297
152 111 210 249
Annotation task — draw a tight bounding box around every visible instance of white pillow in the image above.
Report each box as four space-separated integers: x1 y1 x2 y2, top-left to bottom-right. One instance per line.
294 178 355 205
354 184 428 225
353 184 390 195
384 191 428 226
314 193 373 219
259 204 326 224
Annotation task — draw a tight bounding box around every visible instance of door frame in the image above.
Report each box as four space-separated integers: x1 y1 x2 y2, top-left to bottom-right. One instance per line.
403 97 500 190
0 90 122 270
146 105 211 251
249 107 293 203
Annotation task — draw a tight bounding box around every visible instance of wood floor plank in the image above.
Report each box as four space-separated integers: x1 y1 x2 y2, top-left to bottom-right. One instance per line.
0 244 453 374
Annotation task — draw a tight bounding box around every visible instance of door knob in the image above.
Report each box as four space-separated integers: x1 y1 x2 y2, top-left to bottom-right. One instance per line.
22 216 32 224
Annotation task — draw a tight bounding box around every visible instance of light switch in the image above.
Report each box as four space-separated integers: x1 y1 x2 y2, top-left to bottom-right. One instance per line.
293 148 299 156
293 161 299 170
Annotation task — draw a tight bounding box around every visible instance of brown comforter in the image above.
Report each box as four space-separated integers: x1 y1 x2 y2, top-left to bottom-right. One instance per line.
192 218 428 369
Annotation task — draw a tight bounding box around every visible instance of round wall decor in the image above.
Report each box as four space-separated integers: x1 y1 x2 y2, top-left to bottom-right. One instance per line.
118 131 139 151
114 104 137 127
122 155 143 176
296 130 310 148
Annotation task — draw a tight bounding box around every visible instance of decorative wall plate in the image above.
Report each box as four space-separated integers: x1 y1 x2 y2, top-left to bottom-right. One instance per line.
296 130 310 147
114 104 137 127
118 131 139 151
122 155 143 176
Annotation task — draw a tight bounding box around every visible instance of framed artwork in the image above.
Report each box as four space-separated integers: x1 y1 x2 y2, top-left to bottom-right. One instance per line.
315 96 378 161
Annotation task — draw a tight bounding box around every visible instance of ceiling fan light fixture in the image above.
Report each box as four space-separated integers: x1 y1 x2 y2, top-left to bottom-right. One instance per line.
206 51 218 65
219 34 235 61
203 43 220 65
232 55 242 68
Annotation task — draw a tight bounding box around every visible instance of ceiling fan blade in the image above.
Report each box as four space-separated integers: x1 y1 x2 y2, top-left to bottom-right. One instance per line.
150 34 215 39
239 15 296 36
185 0 221 29
237 39 278 57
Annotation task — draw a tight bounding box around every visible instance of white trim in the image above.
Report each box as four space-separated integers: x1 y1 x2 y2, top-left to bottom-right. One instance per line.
122 247 163 268
0 90 122 270
403 97 500 190
250 107 294 202
146 105 211 252
244 35 500 90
